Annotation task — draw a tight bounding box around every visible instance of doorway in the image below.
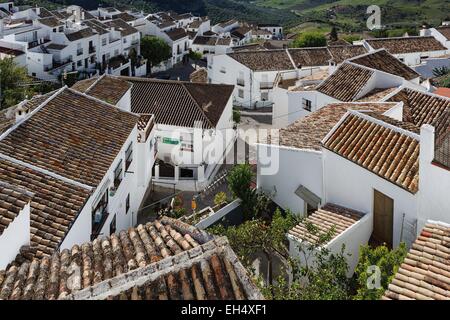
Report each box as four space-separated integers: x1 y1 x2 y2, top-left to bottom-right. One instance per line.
373 190 394 248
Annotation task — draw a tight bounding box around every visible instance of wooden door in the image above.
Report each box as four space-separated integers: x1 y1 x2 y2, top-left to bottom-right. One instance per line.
373 190 394 248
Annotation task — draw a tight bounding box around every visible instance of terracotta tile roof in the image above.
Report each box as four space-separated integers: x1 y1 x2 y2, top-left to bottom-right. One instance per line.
357 87 399 102
70 77 97 93
120 77 233 129
72 75 132 105
228 50 295 71
0 218 262 300
66 237 263 300
0 88 139 187
383 223 450 300
46 43 67 50
437 26 450 41
288 48 331 67
193 35 217 46
316 62 374 101
0 182 32 236
0 157 91 259
363 111 420 134
0 92 56 135
388 88 450 127
37 7 54 18
66 28 95 41
83 20 109 35
0 46 24 57
38 17 62 28
434 87 450 99
288 204 363 245
104 19 138 37
165 28 188 41
323 111 420 193
327 45 368 63
111 12 136 22
366 36 447 54
280 102 396 150
350 49 420 80
216 37 232 46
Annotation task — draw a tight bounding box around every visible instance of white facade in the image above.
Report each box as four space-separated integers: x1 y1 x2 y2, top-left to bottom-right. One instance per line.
258 25 283 39
420 27 450 49
209 54 292 108
61 115 157 248
0 201 30 270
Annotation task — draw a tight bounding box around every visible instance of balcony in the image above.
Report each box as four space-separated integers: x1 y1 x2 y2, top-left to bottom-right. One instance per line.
89 46 96 54
260 82 274 89
236 78 245 86
45 58 73 72
28 38 50 49
77 48 83 56
91 200 109 241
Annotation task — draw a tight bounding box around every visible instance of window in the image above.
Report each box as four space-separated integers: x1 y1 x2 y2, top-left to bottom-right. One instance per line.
114 159 123 188
261 92 269 101
302 98 312 112
109 215 116 235
125 143 133 170
102 38 107 46
181 142 194 152
123 38 127 44
77 60 82 67
53 28 56 32
238 89 244 98
125 194 130 214
114 49 119 56
220 66 226 74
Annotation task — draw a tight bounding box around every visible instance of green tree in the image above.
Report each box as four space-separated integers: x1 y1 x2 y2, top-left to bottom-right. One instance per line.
330 26 338 42
140 36 172 74
433 66 449 77
292 32 327 48
232 109 241 124
0 58 34 109
208 208 299 286
227 164 253 200
262 220 351 300
353 243 407 300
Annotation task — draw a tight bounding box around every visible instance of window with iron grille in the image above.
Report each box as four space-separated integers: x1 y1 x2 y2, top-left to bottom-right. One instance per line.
302 98 312 112
125 143 133 171
434 109 450 169
109 215 116 235
114 160 123 188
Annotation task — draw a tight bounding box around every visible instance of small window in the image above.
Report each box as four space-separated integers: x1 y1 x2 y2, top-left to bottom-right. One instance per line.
261 92 269 101
102 38 107 46
302 98 312 112
109 215 116 235
123 38 127 43
220 66 226 74
125 194 130 213
114 159 123 188
125 143 133 170
77 60 82 67
181 142 194 152
238 89 244 99
53 28 56 32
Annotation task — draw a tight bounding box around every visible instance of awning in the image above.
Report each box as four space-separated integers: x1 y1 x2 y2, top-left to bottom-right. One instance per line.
295 185 321 207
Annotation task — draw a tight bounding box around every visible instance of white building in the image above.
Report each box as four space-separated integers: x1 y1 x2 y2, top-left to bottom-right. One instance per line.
0 80 157 268
0 5 146 81
257 87 450 273
211 20 239 35
257 24 283 39
273 49 424 127
209 46 368 109
191 35 232 57
73 75 236 191
362 36 448 66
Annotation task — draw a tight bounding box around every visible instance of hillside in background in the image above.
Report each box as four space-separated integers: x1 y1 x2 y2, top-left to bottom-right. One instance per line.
10 0 450 31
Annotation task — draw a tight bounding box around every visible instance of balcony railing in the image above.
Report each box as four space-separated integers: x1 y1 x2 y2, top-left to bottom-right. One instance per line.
260 82 274 89
236 78 245 86
89 46 96 54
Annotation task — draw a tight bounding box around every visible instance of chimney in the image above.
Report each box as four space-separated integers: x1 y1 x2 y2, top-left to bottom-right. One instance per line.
81 11 85 20
15 100 30 123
